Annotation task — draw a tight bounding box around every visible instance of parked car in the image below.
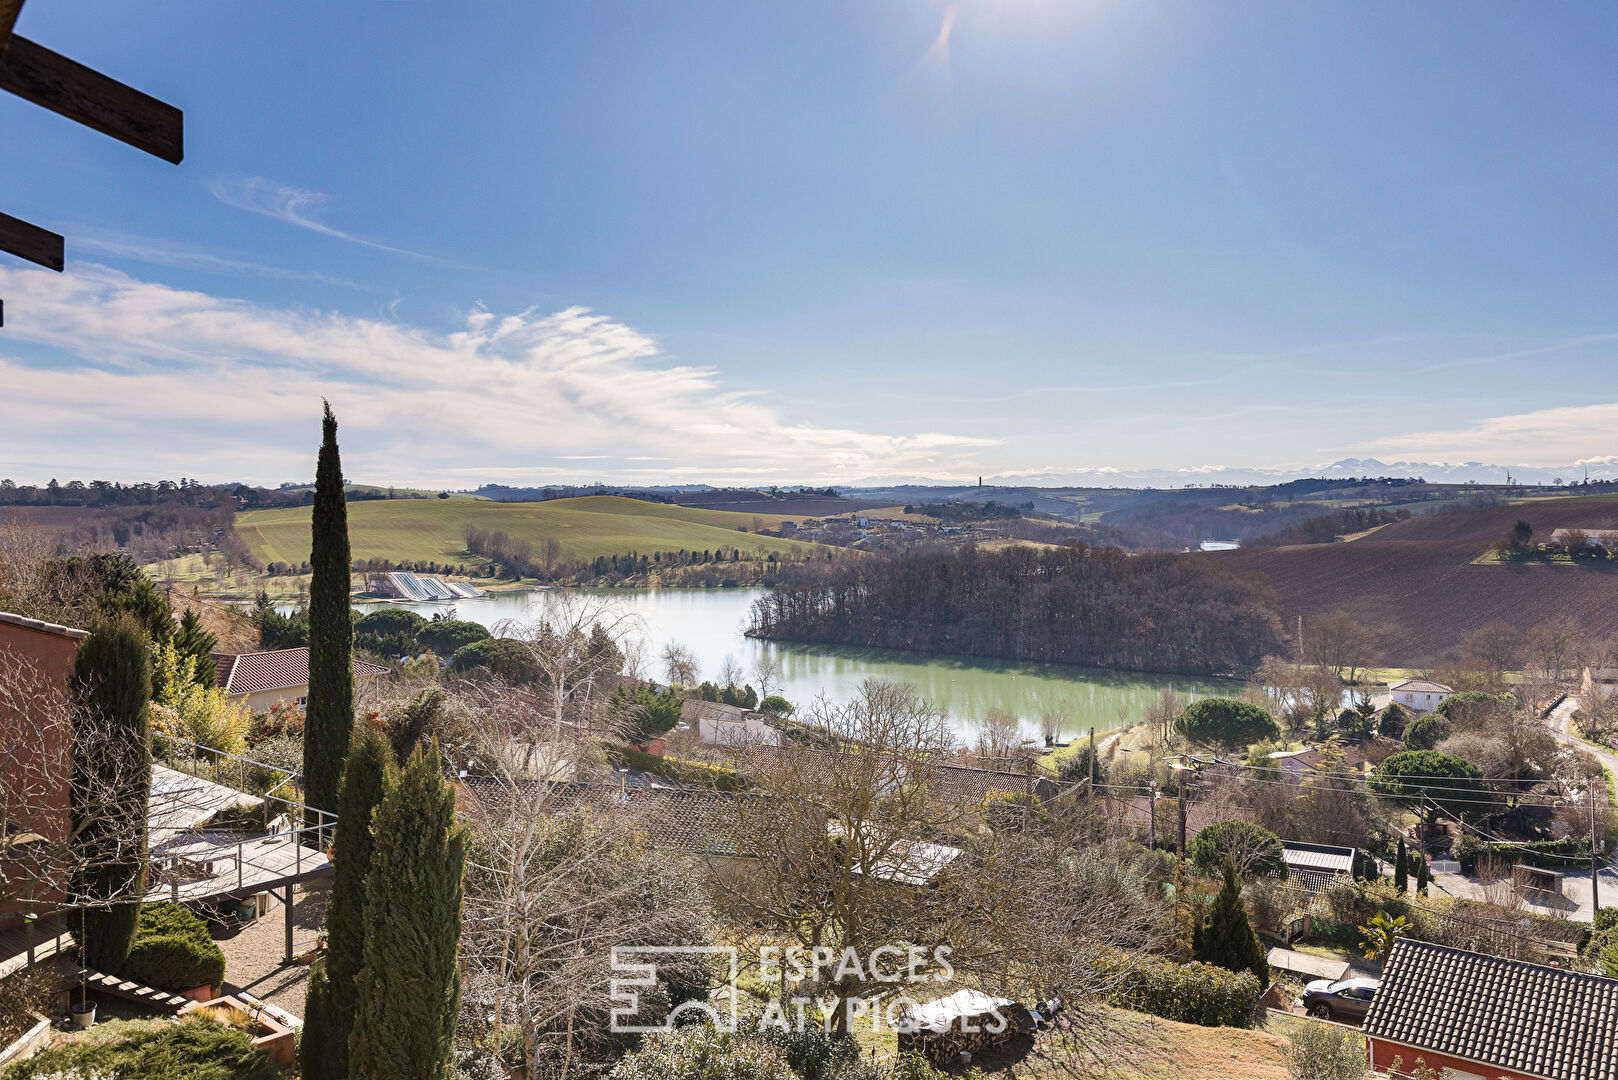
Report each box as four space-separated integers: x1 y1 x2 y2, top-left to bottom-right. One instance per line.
1302 977 1380 1022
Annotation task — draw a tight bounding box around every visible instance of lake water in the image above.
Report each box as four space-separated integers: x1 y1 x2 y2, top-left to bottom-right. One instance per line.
354 588 1240 742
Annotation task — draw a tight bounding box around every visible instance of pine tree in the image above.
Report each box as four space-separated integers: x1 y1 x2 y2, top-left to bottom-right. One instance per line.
173 608 218 689
1416 854 1431 896
1194 856 1269 989
69 615 153 973
300 723 394 1080
349 746 466 1080
1394 838 1409 892
304 401 354 838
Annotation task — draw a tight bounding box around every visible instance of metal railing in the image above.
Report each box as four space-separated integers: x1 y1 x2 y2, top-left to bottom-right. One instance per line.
148 734 333 902
152 732 301 800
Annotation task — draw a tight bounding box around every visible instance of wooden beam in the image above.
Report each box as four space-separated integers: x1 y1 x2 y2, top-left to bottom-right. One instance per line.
0 210 63 270
0 1 24 58
0 34 182 163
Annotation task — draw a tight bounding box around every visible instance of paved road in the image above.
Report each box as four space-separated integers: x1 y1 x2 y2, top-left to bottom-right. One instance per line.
1548 696 1618 786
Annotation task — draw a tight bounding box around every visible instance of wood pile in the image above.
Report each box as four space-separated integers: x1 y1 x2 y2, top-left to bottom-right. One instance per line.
896 989 1035 1064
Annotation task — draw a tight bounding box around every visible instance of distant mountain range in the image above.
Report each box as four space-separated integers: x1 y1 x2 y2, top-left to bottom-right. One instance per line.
952 458 1615 489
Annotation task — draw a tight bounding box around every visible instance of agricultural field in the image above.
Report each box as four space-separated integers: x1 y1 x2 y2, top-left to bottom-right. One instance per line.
235 495 831 568
1213 495 1618 666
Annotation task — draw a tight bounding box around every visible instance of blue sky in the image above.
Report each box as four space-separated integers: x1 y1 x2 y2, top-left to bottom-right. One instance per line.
3 1 1617 487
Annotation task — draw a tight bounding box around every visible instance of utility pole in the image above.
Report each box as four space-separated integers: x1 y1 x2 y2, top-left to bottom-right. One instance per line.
1148 779 1159 850
1593 783 1602 913
1178 781 1192 856
1087 726 1096 792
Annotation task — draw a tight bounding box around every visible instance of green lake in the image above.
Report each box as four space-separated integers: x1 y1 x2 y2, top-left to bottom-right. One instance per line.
357 587 1240 742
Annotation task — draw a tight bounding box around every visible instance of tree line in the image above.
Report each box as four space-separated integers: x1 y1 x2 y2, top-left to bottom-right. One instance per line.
749 542 1283 675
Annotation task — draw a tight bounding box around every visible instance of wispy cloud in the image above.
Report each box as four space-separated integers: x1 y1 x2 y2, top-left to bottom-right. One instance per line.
74 229 359 288
0 264 995 486
210 176 433 260
1359 399 1618 466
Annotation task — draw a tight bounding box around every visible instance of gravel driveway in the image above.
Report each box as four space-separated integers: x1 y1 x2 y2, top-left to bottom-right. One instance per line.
209 881 329 1020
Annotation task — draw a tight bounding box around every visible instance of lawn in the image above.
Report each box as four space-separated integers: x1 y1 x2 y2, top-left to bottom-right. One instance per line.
235 495 832 568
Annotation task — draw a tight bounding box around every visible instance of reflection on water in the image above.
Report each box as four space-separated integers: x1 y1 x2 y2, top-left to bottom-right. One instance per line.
353 587 1239 741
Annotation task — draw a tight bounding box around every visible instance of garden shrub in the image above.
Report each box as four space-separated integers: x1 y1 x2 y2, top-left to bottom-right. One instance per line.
0 965 63 1044
1283 1019 1367 1080
733 1018 863 1080
1107 952 1261 1028
120 903 225 993
1400 712 1451 751
2 1016 274 1080
608 1028 797 1080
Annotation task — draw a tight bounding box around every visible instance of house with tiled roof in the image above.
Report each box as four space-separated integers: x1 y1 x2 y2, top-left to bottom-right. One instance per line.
1382 679 1454 715
1363 939 1618 1080
213 648 389 711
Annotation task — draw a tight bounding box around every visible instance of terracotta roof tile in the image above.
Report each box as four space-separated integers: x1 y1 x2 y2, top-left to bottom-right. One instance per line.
1364 939 1618 1080
214 648 389 695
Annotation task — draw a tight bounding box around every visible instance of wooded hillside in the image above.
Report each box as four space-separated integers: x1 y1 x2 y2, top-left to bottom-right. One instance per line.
749 544 1283 675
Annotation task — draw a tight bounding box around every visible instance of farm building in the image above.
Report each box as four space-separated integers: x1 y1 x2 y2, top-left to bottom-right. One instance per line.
1547 527 1618 551
214 648 389 711
1383 679 1453 715
1363 939 1618 1080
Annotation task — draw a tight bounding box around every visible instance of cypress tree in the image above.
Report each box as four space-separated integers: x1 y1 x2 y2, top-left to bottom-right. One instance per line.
304 401 354 838
173 608 218 689
69 615 153 973
300 723 394 1080
1416 855 1431 896
1394 838 1409 892
1194 856 1269 989
349 746 467 1080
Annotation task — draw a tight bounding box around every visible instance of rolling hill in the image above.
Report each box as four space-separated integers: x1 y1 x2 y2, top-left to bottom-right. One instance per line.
235 495 830 567
1213 495 1618 665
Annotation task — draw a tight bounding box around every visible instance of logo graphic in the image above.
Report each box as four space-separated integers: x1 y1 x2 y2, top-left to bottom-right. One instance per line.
610 946 739 1033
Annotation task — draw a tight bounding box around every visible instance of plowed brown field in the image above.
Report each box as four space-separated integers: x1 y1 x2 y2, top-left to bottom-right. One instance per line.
1213 496 1618 665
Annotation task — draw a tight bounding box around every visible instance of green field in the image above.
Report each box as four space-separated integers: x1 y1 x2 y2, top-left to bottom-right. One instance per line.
235 495 829 567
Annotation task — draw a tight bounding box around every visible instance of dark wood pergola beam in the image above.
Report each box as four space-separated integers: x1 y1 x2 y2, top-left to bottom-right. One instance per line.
0 34 182 163
0 0 23 55
0 210 64 271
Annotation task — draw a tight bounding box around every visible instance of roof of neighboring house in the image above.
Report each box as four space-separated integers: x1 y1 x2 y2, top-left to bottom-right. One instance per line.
0 610 87 640
1388 679 1453 695
1096 790 1226 837
1269 740 1395 774
213 648 389 695
1282 840 1356 890
717 743 1060 806
681 698 779 727
1363 939 1618 1080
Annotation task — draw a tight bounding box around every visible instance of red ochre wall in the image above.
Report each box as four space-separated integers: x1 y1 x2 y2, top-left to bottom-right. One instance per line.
1368 1036 1536 1080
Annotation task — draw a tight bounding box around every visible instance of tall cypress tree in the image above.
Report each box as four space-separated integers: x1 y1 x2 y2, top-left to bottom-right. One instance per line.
304 401 354 838
1416 854 1431 896
349 746 466 1080
300 724 394 1080
70 615 153 973
1394 838 1409 892
1194 856 1269 989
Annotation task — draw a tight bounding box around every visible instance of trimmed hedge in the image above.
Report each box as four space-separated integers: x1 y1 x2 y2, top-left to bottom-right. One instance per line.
2 1017 274 1080
1108 953 1261 1028
121 903 225 993
1454 835 1593 875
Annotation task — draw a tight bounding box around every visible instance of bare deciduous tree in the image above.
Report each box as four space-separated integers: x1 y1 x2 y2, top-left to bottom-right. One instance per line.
705 678 1169 1036
659 641 699 688
750 652 782 701
974 708 1022 759
493 593 638 742
1302 613 1379 684
717 654 745 692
